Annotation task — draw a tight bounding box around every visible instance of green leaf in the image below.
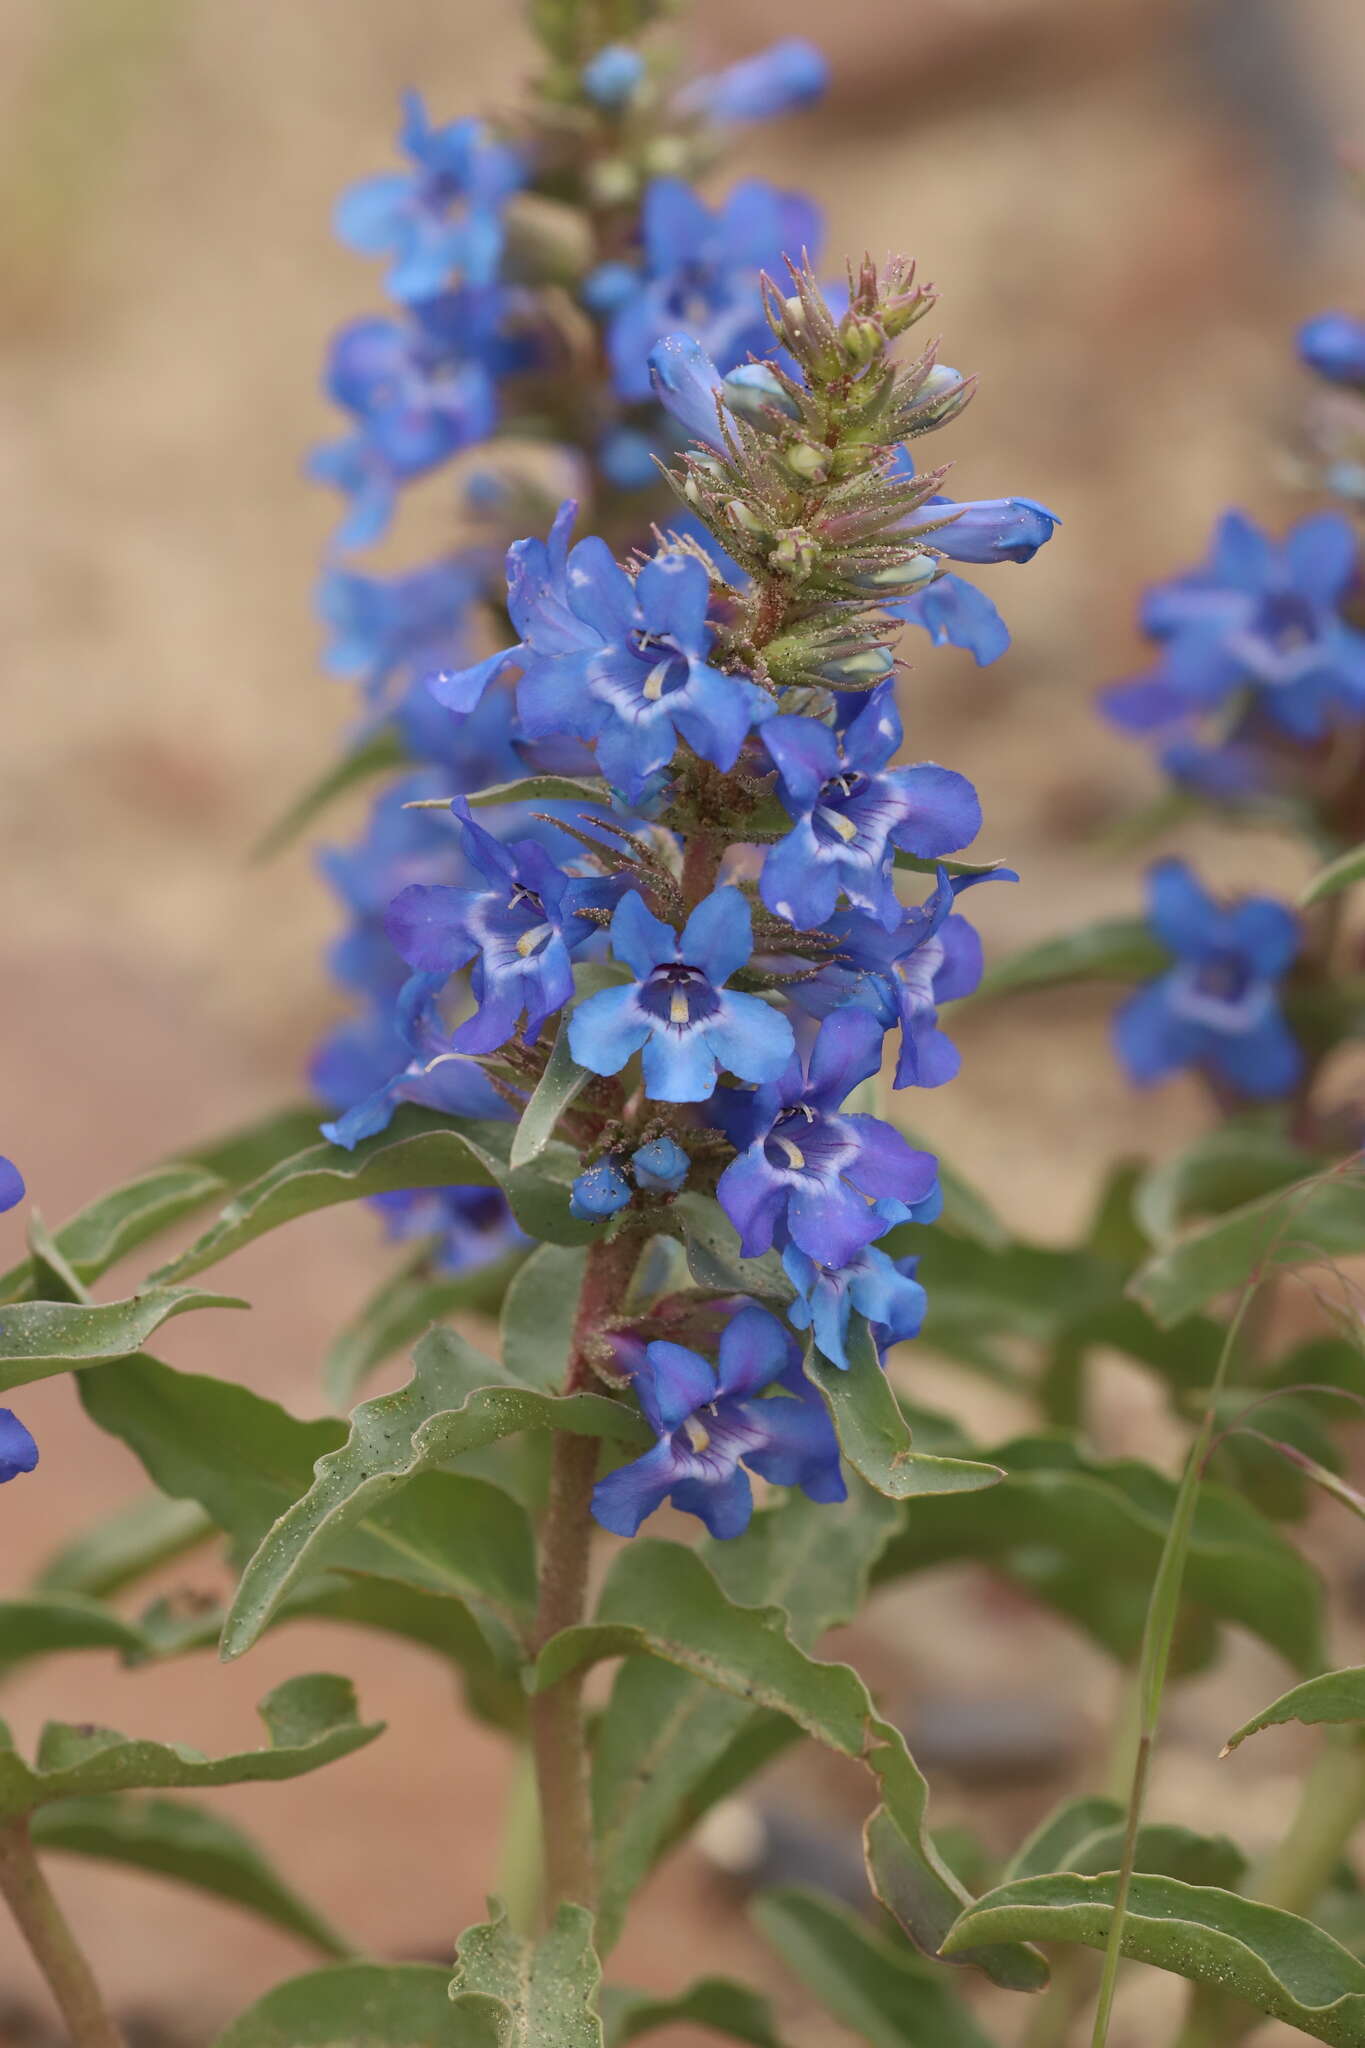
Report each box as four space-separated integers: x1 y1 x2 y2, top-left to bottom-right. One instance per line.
873 1435 1324 1673
601 1977 780 2047
942 1872 1365 2047
591 1483 900 1952
0 1596 151 1668
535 1540 1045 1991
1130 1168 1365 1326
753 1887 993 2048
806 1318 1002 1501
1302 840 1365 906
0 1104 325 1304
215 1963 457 2047
893 849 1016 883
1004 1796 1245 1889
1134 1126 1321 1246
324 1247 527 1411
0 1674 383 1821
0 1287 245 1394
671 1193 794 1303
976 916 1166 999
450 1901 604 2046
32 1493 214 1600
252 726 409 862
1225 1669 1365 1753
501 1244 586 1389
153 1109 600 1283
511 1019 592 1169
32 1794 355 1958
223 1326 647 1660
464 773 613 811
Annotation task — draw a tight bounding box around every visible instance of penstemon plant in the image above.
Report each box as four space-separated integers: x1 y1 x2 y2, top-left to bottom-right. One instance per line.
5 7 1365 2048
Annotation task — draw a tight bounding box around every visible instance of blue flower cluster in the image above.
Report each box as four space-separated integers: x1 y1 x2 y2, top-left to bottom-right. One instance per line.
0 1157 38 1487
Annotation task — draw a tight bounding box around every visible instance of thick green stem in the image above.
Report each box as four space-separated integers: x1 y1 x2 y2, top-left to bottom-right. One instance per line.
0 1820 124 2048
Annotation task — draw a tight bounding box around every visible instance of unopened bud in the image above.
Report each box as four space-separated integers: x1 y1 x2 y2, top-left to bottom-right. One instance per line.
785 441 828 481
642 136 690 178
586 158 639 207
770 531 817 579
720 363 799 428
850 552 937 592
724 499 763 534
841 316 883 365
818 645 895 687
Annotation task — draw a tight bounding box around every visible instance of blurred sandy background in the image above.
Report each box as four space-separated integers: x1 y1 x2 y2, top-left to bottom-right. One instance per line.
3 0 1365 2040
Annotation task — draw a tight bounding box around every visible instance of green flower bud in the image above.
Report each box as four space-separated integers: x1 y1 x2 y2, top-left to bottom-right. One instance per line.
840 316 883 365
785 441 828 481
769 530 817 579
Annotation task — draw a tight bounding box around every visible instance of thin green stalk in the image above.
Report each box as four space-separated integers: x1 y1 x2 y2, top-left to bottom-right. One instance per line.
1089 1285 1259 2048
496 1741 545 1937
0 1820 125 2048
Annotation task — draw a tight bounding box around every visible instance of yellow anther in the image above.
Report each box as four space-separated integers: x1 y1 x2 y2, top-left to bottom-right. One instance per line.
670 988 690 1025
774 1137 806 1169
642 660 671 702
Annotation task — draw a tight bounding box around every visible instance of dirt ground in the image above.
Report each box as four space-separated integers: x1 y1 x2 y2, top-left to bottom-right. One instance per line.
3 1 1365 2042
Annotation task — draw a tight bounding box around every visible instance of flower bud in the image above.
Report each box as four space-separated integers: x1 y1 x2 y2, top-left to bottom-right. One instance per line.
724 500 764 535
901 494 1059 565
848 552 937 591
581 44 645 110
770 530 817 579
785 441 828 482
675 38 827 124
1298 313 1365 391
586 158 639 208
569 1159 633 1220
840 316 883 365
630 1135 690 1194
817 645 895 687
720 363 800 429
649 333 726 451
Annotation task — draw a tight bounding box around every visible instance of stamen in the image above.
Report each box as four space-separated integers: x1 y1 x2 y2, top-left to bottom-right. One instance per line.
824 810 859 843
669 988 691 1025
516 921 552 958
773 1136 806 1169
642 659 672 702
684 1416 711 1453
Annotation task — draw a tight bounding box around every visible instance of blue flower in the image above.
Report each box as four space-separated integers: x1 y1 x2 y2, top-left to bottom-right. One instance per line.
434 506 773 802
598 178 821 402
789 867 1013 1087
570 887 794 1102
570 1160 633 1221
901 493 1059 565
591 1304 845 1539
1103 511 1365 747
335 94 522 303
1298 313 1365 390
319 558 480 706
783 1241 926 1370
316 980 513 1150
889 574 1011 666
760 684 981 930
0 1410 38 1485
581 45 645 108
0 1157 24 1212
674 39 828 124
715 1006 939 1268
630 1135 690 1193
1115 859 1303 1099
385 802 601 1054
369 1183 526 1273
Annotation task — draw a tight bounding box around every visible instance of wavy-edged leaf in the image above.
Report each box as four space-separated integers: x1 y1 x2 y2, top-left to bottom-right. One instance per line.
753 1886 993 2048
511 1020 592 1169
807 1318 1001 1501
976 917 1166 999
601 1976 780 2047
1225 1669 1365 1753
153 1109 598 1283
942 1872 1365 2046
0 1596 151 1670
592 1484 900 1952
1130 1168 1365 1326
671 1193 794 1303
224 1326 647 1660
1135 1127 1321 1247
0 1105 325 1305
215 1963 456 2047
501 1244 586 1389
252 726 409 862
873 1435 1324 1673
0 1674 382 1821
33 1493 214 1601
535 1540 1045 1991
324 1245 526 1411
0 1288 245 1394
1003 1796 1244 1889
450 1901 603 2046
1302 841 1365 907
32 1794 355 1958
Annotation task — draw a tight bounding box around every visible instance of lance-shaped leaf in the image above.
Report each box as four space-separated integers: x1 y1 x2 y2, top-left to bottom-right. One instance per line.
501 1244 586 1389
807 1318 1001 1501
1131 1168 1365 1326
601 1977 780 2047
32 1795 356 1958
671 1193 794 1303
592 1484 900 1952
753 1887 994 2048
1003 1796 1244 1889
0 1288 245 1395
534 1540 1045 1991
894 849 1016 883
0 1674 382 1820
941 1873 1365 2047
976 916 1167 999
224 1327 648 1660
215 1963 457 2047
33 1492 214 1601
153 1108 598 1283
464 772 613 811
324 1245 527 1410
1225 1669 1365 1753
252 724 409 862
1134 1124 1322 1247
1302 840 1365 907
450 1901 604 2046
511 1018 592 1169
872 1435 1324 1674
0 1104 325 1304
0 1597 153 1670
